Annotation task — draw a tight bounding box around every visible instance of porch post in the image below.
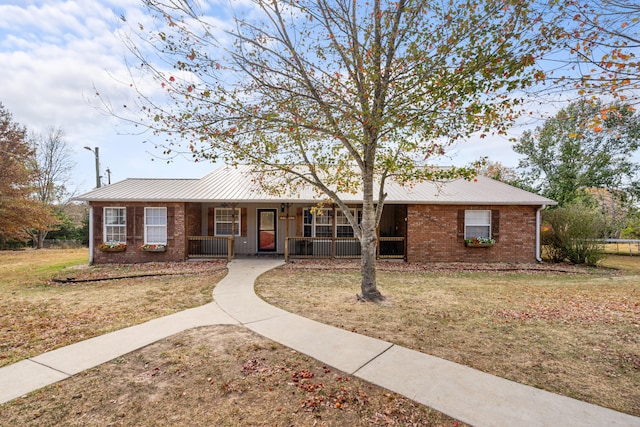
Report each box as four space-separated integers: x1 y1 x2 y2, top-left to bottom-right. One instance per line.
284 238 289 262
331 204 336 259
404 205 408 261
285 203 291 262
376 218 380 260
230 203 238 259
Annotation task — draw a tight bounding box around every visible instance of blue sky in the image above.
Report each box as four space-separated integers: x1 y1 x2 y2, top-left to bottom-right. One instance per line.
0 0 217 194
0 0 612 195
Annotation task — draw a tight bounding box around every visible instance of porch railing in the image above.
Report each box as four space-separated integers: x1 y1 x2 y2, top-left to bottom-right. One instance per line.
378 237 406 259
187 236 233 261
285 236 405 261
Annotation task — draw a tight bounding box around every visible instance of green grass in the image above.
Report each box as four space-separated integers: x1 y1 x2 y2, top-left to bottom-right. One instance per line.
0 248 88 290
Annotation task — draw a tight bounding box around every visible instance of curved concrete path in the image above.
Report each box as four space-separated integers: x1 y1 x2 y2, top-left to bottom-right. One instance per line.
1 258 639 427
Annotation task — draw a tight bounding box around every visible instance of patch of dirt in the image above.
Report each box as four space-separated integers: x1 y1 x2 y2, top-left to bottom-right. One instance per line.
0 326 463 427
50 261 227 283
284 259 601 274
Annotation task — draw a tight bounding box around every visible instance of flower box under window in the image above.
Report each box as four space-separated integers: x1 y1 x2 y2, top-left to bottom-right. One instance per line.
99 242 127 252
140 244 166 252
465 237 495 248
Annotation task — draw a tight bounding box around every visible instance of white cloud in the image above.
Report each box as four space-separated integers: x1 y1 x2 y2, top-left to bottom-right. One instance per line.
0 0 215 192
2 0 635 195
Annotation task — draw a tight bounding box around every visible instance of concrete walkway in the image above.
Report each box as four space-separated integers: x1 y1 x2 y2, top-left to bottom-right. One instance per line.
1 258 639 427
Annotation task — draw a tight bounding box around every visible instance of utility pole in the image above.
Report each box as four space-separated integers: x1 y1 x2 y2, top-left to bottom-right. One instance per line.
84 146 101 188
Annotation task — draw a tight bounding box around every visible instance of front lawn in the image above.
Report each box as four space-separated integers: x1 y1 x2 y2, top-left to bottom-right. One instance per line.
256 257 640 416
0 249 460 426
1 249 637 420
0 249 226 367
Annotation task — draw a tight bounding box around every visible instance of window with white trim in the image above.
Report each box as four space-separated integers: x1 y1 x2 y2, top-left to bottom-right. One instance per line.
464 210 491 239
303 209 312 237
336 209 359 237
303 208 359 237
145 207 167 244
215 208 241 236
104 207 126 243
303 208 332 237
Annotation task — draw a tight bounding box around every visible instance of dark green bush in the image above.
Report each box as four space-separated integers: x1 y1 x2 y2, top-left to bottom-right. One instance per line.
542 203 606 265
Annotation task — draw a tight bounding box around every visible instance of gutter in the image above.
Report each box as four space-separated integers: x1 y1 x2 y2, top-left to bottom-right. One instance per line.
88 205 94 265
535 204 546 262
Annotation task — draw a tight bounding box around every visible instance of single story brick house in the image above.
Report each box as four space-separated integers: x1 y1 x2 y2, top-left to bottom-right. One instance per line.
75 164 555 264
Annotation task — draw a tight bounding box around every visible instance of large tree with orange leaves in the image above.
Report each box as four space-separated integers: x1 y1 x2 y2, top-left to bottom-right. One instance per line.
546 0 640 104
0 103 57 246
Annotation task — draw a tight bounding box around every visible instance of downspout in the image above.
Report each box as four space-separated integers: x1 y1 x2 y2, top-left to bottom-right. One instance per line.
536 204 546 262
88 205 94 265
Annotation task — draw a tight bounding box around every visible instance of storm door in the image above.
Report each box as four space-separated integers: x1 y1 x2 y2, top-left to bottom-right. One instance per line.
257 209 277 252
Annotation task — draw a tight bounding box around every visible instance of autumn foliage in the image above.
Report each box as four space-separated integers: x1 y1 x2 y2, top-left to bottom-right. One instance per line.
0 103 57 246
552 0 640 103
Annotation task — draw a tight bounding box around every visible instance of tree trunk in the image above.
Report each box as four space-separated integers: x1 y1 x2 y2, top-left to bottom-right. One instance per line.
360 222 383 302
36 230 47 249
359 167 385 302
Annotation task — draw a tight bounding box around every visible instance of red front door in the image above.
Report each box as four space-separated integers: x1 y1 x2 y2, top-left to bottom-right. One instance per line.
258 209 276 252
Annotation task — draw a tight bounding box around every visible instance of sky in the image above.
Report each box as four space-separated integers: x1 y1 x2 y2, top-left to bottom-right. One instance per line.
0 0 217 195
0 0 627 196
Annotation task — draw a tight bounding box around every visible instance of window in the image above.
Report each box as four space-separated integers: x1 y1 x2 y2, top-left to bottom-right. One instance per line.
303 208 332 237
336 209 359 237
145 207 167 244
215 208 241 236
104 207 126 243
303 208 359 237
303 210 313 237
465 210 491 239
314 208 333 237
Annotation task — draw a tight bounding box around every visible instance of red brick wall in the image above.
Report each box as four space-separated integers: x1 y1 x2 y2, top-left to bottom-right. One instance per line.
406 204 539 263
91 202 187 264
186 203 202 236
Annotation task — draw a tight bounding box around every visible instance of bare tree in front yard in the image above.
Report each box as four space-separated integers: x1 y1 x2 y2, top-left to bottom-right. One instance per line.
109 0 558 301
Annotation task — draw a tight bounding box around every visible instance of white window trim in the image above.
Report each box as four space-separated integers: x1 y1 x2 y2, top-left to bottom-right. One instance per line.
336 208 359 238
304 207 360 238
304 207 333 237
144 207 167 245
103 207 126 244
464 209 492 240
214 207 241 236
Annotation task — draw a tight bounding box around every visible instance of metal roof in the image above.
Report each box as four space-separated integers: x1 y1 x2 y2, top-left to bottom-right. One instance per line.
75 164 555 206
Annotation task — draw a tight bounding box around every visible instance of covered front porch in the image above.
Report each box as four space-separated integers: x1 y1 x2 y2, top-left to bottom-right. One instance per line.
184 203 407 261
